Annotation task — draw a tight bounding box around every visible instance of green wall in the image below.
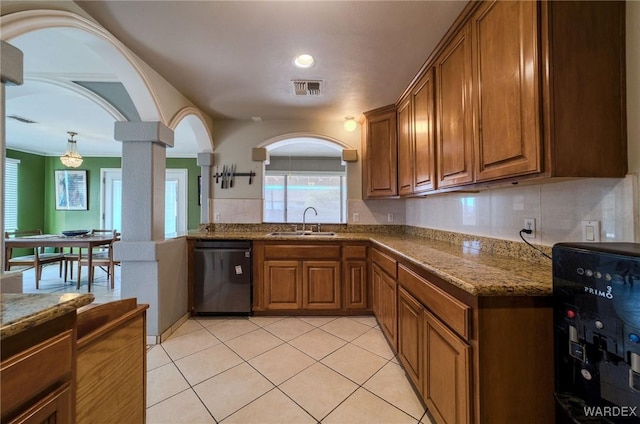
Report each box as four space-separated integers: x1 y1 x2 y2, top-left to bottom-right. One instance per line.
6 150 200 235
44 156 121 234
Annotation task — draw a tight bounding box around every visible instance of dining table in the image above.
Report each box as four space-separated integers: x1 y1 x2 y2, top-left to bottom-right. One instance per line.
4 233 116 286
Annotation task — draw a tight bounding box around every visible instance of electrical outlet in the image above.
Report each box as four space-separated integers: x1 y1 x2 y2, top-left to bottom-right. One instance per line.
214 212 221 222
523 218 536 239
582 220 601 242
387 213 394 222
352 212 359 223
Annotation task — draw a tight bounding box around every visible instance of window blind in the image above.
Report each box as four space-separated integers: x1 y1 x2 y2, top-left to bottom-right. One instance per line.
4 158 19 231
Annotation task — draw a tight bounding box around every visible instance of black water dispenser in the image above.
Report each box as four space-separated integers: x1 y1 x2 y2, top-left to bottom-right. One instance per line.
553 243 640 423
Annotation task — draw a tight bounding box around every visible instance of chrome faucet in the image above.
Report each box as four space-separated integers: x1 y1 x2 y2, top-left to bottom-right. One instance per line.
302 206 318 232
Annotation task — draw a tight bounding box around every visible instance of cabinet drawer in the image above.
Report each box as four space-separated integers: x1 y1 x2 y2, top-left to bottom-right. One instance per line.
264 244 341 259
370 248 397 278
342 244 367 259
1 330 73 419
398 265 470 339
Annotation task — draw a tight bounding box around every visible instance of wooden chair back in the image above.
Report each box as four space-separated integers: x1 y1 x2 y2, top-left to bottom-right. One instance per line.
4 229 64 287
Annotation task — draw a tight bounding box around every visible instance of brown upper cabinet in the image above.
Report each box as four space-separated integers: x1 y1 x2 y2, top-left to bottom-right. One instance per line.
435 22 474 189
362 105 398 198
411 69 437 194
397 69 438 197
397 96 413 196
362 0 627 198
471 0 541 182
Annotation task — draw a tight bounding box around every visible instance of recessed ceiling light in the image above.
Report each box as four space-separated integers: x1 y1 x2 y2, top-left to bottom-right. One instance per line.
293 54 315 69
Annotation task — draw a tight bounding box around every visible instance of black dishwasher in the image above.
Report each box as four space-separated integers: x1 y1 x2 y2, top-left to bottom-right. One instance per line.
193 240 252 315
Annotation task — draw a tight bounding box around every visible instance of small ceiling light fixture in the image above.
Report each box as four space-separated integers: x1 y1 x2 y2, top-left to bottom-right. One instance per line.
293 54 315 69
344 116 358 132
60 131 83 168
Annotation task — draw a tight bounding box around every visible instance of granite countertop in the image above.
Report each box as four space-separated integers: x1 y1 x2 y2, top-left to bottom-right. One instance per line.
188 230 552 297
1 293 95 340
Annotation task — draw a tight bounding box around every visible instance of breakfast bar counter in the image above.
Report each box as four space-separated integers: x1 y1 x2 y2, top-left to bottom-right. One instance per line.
0 293 94 340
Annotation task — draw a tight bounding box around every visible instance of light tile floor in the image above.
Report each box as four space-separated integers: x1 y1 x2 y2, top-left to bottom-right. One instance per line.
17 265 435 424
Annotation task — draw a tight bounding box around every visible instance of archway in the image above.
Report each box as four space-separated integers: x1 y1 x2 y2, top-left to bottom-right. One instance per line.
1 9 162 122
259 133 349 224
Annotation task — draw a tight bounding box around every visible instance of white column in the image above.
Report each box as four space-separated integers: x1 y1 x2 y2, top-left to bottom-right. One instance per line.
197 153 215 225
1 41 23 289
114 121 174 241
114 122 188 342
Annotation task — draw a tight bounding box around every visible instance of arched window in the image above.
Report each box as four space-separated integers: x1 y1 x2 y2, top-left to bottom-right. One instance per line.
264 137 346 224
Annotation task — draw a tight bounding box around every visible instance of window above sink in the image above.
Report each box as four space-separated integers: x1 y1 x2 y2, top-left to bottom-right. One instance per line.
262 137 347 225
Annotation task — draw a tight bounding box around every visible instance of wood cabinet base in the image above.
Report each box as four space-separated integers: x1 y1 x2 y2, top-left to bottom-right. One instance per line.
76 299 148 424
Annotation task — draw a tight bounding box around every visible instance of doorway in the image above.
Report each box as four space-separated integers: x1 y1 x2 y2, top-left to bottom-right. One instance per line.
101 168 188 237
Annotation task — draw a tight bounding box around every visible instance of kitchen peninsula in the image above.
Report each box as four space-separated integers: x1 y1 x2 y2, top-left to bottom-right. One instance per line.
1 294 148 424
1 293 94 423
188 226 554 423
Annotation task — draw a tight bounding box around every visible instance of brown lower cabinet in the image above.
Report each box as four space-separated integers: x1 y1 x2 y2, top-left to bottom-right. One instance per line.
76 299 148 423
0 298 148 424
253 241 370 314
398 287 423 391
373 263 397 346
376 249 553 424
0 315 75 424
423 307 472 424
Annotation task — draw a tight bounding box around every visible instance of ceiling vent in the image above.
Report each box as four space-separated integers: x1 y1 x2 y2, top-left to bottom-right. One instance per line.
7 115 37 124
292 80 322 96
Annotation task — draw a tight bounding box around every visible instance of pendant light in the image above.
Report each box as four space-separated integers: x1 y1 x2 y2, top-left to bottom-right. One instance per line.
60 131 83 168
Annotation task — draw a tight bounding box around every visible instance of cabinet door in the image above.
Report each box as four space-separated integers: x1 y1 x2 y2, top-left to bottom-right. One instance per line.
472 0 540 182
398 287 424 394
436 22 474 188
263 260 302 310
363 107 398 198
302 261 341 310
412 68 436 193
9 384 72 424
343 260 368 310
371 264 383 319
380 271 398 351
424 309 471 424
397 97 413 196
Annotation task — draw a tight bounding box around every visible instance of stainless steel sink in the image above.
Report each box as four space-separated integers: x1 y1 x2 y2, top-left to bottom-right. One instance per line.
267 231 336 237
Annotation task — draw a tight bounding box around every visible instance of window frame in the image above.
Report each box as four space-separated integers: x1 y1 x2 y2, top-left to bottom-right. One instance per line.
263 170 346 224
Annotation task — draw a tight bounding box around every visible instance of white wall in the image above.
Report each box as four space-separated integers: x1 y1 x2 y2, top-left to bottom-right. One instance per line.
210 119 361 223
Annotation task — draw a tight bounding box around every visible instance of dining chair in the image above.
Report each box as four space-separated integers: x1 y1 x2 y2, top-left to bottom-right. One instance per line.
4 229 64 289
65 229 118 291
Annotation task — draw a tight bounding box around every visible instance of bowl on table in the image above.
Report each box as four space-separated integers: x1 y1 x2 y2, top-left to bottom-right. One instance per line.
62 230 90 237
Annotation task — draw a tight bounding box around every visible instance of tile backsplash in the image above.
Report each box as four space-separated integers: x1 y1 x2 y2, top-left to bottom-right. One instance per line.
211 174 638 247
404 175 637 246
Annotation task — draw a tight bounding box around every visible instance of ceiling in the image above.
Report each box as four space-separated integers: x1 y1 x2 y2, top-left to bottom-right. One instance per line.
4 1 467 158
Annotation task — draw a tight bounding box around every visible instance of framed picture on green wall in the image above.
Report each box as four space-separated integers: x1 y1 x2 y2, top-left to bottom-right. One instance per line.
55 169 88 210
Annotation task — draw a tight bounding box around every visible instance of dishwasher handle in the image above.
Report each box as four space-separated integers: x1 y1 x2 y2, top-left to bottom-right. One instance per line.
194 240 252 250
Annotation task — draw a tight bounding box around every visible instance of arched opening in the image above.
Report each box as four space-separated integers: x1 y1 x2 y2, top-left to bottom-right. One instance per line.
169 107 214 154
261 135 348 224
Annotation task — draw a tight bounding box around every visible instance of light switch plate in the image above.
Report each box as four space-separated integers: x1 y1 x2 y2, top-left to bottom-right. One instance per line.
581 220 601 242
